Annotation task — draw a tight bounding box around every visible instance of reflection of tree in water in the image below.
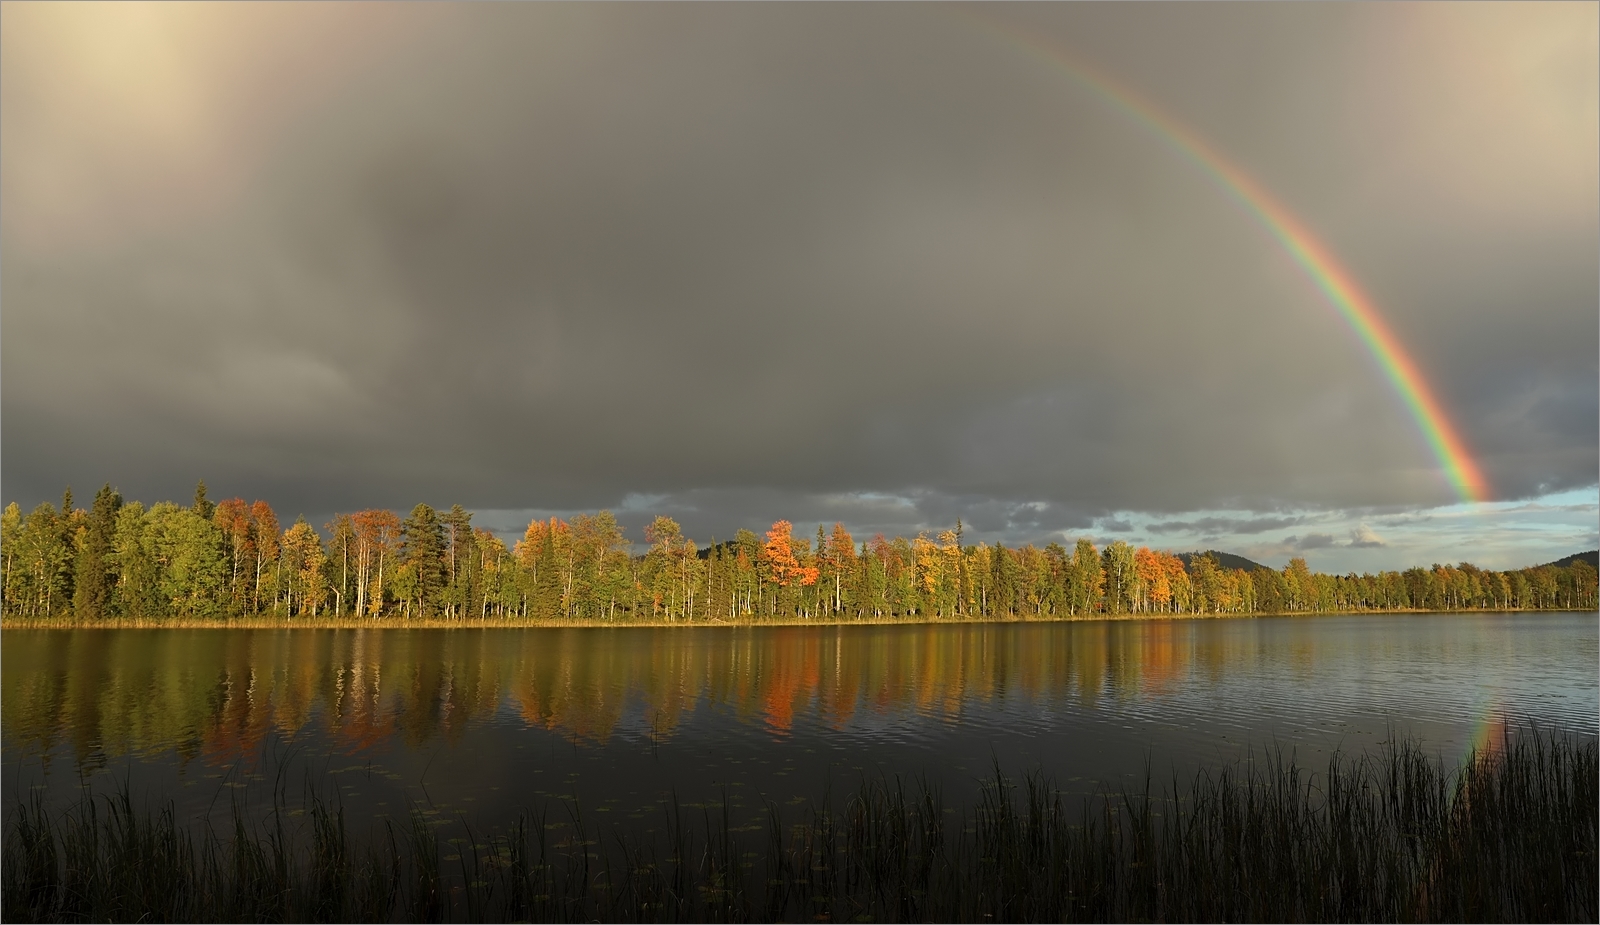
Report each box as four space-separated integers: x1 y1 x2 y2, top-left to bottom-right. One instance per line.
3 623 1278 766
1140 622 1181 694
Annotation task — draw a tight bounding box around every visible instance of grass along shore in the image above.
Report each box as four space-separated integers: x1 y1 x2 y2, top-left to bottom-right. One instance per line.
4 728 1594 923
4 606 1595 631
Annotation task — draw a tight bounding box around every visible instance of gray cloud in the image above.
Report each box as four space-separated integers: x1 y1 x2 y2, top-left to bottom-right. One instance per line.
2 4 1594 534
1148 515 1304 536
475 487 1099 552
1284 533 1338 551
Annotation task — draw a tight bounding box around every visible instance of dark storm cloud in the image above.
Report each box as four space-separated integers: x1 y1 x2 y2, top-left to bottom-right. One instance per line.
3 4 1594 534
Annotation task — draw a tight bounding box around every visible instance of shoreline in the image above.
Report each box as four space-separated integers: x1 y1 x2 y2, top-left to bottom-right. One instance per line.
3 607 1593 631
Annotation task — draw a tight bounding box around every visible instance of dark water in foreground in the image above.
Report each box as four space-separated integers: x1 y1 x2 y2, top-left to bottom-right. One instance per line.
3 613 1595 834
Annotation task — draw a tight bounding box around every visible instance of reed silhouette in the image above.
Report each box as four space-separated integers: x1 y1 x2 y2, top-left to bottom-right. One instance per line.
5 727 1594 922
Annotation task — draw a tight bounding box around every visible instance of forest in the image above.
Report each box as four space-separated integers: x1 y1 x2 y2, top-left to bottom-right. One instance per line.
3 482 1595 624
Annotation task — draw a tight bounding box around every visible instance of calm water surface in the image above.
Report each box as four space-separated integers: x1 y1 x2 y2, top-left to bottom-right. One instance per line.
4 613 1595 831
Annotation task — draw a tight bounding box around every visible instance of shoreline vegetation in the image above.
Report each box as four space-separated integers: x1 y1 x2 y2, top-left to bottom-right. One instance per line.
5 481 1596 629
5 728 1594 923
4 607 1597 632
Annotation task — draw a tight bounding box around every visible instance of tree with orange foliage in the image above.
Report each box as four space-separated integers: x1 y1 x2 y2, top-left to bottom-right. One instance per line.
515 516 570 619
1135 546 1169 613
1163 553 1191 613
214 498 254 611
515 517 548 576
280 518 326 617
250 501 280 612
824 522 856 615
762 520 802 588
352 509 401 617
760 521 819 618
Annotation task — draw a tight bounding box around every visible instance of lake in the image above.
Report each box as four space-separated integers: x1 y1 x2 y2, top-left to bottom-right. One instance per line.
4 613 1595 835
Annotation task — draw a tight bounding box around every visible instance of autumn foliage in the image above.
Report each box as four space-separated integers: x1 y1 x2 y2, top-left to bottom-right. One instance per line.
2 482 1595 624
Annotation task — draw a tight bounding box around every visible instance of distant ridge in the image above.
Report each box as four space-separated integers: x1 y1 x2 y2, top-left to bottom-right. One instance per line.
697 539 739 560
696 543 1279 574
1541 550 1598 569
1174 550 1270 573
692 544 1600 573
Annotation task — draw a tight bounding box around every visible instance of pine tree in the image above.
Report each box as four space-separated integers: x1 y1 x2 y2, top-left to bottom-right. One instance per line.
56 487 76 607
443 505 474 620
192 480 215 522
992 541 1016 616
534 523 561 620
72 484 121 621
956 519 971 616
400 504 445 618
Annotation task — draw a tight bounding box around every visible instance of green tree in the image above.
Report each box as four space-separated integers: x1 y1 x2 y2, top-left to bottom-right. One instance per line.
1 502 20 616
56 488 76 606
1100 541 1136 615
533 524 561 620
73 484 122 621
824 522 857 617
1067 539 1102 615
148 502 227 618
389 562 418 616
1042 543 1070 616
323 514 356 617
112 503 161 618
281 518 327 617
474 528 514 619
442 505 477 620
191 480 215 522
1189 552 1221 614
1252 566 1286 614
400 504 446 618
569 511 630 620
730 529 760 618
644 515 702 621
955 519 972 617
5 501 73 617
992 541 1017 616
1285 557 1314 612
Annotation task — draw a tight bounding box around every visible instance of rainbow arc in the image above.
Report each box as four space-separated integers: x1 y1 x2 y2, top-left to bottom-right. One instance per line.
973 16 1490 503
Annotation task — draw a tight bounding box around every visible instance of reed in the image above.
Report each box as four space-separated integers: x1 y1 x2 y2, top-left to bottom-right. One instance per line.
5 728 1594 922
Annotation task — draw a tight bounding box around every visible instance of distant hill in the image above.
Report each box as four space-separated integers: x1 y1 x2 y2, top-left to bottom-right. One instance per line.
1175 550 1270 574
691 542 1278 572
696 539 740 560
1541 550 1598 569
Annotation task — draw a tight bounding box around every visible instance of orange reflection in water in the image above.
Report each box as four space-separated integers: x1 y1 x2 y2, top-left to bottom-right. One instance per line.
5 622 1243 766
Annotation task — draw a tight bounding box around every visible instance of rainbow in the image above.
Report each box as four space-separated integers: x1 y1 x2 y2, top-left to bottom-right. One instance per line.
968 15 1491 503
1467 700 1507 765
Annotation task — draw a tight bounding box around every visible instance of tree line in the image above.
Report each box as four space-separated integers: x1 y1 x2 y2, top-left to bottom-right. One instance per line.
3 482 1595 623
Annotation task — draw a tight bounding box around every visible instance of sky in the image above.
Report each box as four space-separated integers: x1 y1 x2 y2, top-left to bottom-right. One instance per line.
3 2 1596 572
